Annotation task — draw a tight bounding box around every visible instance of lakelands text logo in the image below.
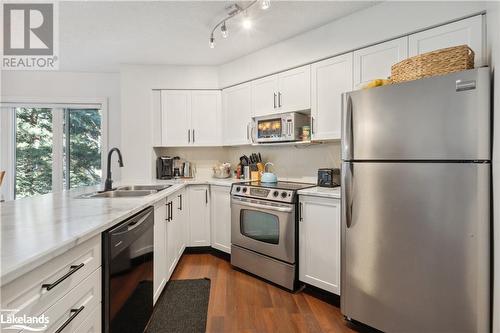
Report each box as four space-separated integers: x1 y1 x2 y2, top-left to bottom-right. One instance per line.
1 309 49 331
2 2 59 70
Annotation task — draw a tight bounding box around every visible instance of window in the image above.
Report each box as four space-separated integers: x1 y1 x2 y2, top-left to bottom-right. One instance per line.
1 100 107 200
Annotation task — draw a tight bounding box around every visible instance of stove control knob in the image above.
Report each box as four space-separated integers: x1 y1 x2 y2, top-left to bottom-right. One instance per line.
242 187 247 193
235 186 241 192
281 192 288 198
273 191 279 197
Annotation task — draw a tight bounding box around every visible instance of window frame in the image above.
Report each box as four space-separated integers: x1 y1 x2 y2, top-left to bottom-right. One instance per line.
1 97 108 200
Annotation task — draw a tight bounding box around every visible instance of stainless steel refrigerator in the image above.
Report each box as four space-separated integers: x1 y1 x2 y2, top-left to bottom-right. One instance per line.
341 68 490 333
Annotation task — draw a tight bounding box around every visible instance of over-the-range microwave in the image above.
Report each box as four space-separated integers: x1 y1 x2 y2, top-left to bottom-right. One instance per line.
252 112 310 143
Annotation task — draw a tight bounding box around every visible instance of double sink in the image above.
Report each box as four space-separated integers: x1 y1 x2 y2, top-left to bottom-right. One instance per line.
79 184 171 199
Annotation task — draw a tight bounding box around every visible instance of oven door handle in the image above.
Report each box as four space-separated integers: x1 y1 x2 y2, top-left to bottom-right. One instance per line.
232 199 293 213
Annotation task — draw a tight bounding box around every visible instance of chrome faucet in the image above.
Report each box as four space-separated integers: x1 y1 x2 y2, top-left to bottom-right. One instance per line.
104 148 124 191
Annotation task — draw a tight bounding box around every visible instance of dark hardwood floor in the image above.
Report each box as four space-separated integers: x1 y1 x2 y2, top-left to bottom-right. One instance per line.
171 253 359 333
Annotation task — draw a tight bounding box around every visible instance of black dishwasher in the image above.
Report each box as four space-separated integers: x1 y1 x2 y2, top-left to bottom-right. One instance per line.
103 206 154 333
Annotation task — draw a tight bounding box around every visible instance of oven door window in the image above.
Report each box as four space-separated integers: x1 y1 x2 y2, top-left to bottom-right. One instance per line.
240 209 279 244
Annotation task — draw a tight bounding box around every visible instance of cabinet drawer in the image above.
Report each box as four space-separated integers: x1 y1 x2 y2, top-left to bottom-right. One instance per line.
1 235 101 323
74 304 101 333
42 267 101 333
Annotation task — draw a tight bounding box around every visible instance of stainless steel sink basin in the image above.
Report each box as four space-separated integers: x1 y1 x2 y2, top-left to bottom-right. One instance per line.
79 190 157 199
117 185 171 191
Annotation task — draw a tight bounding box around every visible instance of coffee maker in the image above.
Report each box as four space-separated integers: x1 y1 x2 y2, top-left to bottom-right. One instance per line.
156 156 175 179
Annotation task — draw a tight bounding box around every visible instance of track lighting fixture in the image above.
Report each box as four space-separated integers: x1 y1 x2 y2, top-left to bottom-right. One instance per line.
260 0 271 10
209 0 270 48
221 21 228 38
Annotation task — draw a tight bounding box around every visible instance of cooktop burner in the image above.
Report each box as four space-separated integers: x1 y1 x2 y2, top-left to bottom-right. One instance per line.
231 181 315 203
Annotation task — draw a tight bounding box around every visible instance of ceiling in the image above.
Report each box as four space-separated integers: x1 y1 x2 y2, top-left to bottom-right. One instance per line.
59 1 378 72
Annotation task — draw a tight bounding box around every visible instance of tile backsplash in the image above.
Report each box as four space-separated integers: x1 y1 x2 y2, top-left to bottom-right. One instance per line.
155 142 341 181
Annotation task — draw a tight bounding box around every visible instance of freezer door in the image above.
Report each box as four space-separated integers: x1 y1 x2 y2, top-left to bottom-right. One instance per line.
342 68 490 161
341 162 490 333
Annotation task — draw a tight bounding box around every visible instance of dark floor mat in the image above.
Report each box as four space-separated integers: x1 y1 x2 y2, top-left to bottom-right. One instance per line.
147 278 211 333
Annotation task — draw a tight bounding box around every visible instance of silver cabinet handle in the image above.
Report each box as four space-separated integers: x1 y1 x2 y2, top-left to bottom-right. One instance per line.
54 305 85 333
273 93 277 108
42 263 84 291
192 129 195 143
311 116 315 135
299 202 303 221
246 122 250 140
178 194 182 211
205 189 208 204
278 92 282 107
188 129 191 143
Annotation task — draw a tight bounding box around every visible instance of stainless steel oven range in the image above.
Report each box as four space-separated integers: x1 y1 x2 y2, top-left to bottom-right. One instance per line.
230 181 315 290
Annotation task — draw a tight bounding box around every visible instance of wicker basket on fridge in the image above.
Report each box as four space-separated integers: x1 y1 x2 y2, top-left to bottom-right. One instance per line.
390 45 474 83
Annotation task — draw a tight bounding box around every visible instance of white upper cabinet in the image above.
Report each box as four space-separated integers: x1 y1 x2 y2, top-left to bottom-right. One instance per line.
299 196 341 295
222 82 253 146
161 90 191 146
277 65 311 113
353 37 408 89
409 15 484 67
311 53 353 141
191 91 222 146
161 90 221 147
251 65 311 116
252 75 279 117
210 185 231 254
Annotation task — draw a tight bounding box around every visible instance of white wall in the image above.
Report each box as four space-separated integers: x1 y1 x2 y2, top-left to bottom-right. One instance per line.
487 1 500 331
218 1 488 87
120 64 219 181
0 70 122 179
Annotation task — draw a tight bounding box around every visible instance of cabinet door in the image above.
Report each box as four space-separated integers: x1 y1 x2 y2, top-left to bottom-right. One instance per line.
188 185 211 246
166 197 178 279
278 65 311 113
222 83 253 145
210 186 231 254
191 91 222 146
311 53 353 141
153 199 167 304
251 74 279 117
299 196 341 294
173 188 187 257
161 90 191 146
409 15 484 67
353 37 408 89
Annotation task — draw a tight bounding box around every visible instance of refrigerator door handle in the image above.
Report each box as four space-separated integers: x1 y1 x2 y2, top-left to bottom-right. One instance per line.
342 94 353 160
342 162 353 228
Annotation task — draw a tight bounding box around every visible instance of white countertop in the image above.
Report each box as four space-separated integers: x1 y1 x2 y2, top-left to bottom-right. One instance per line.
297 186 341 199
0 176 337 285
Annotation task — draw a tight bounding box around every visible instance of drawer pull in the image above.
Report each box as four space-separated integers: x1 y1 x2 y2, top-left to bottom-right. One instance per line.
42 263 85 291
54 305 85 333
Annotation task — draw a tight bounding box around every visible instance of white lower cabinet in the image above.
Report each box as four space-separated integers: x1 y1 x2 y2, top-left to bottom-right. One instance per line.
188 185 211 246
299 195 341 294
210 185 231 254
43 267 101 333
74 304 101 333
153 198 168 304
